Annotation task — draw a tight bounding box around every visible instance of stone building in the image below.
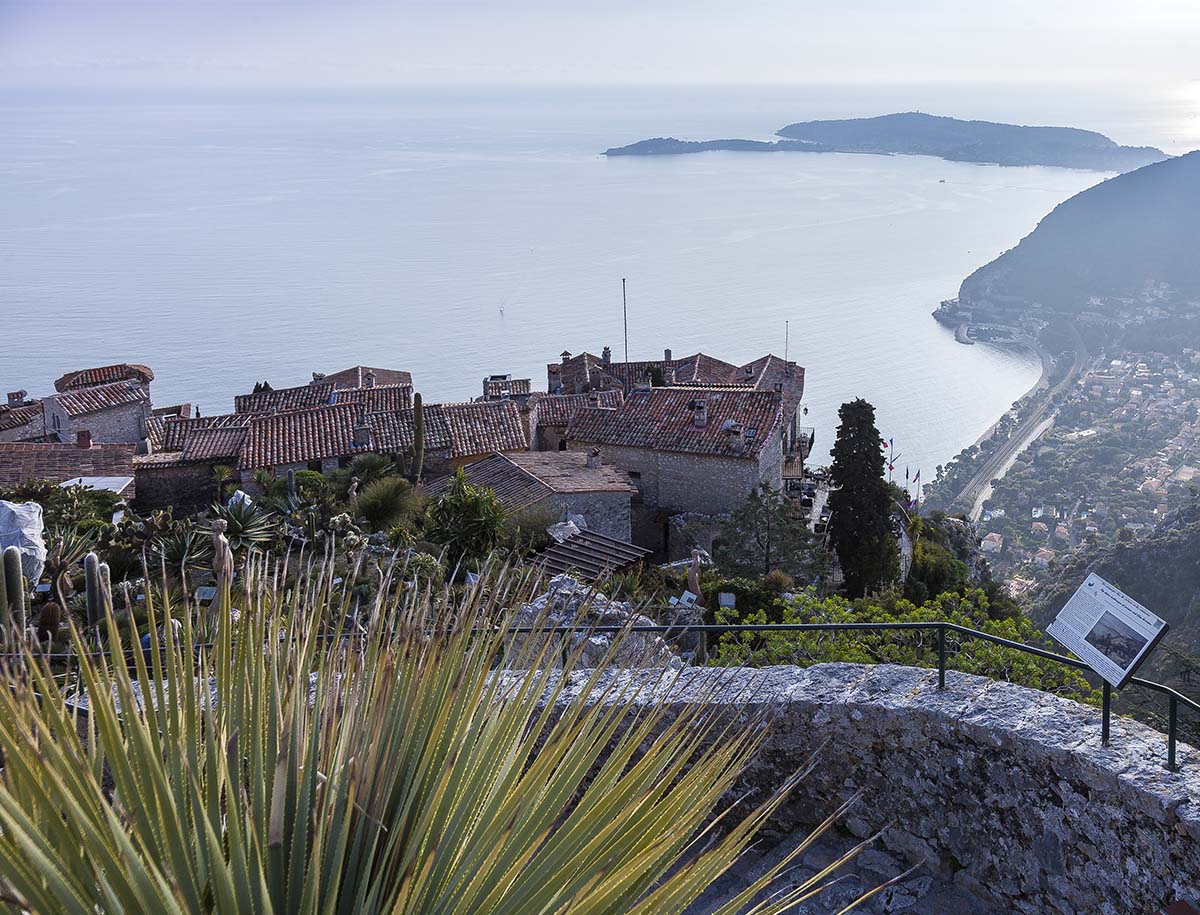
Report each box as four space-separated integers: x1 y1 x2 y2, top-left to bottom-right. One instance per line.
0 393 45 443
42 380 151 445
425 449 637 541
479 374 533 405
316 365 412 390
565 386 794 556
134 413 253 510
233 379 412 414
0 439 137 500
525 390 624 452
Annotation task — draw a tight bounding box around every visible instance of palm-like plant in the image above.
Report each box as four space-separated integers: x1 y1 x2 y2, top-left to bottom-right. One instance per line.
149 527 215 592
0 559 878 914
211 464 235 502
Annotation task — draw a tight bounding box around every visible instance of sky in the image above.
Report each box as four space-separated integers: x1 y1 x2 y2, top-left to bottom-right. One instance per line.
2 0 1199 90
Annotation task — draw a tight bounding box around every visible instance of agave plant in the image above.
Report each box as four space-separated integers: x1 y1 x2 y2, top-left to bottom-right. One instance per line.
211 499 280 552
149 527 215 592
0 558 883 914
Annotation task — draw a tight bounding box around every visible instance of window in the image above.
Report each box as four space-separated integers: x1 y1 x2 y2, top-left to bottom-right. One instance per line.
558 439 568 451
628 471 641 480
308 460 323 472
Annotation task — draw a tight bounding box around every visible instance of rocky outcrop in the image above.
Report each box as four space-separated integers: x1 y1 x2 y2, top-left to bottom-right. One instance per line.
554 663 1200 914
512 574 682 668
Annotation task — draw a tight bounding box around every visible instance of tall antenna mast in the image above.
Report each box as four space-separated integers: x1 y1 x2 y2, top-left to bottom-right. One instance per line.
784 320 789 363
622 278 629 364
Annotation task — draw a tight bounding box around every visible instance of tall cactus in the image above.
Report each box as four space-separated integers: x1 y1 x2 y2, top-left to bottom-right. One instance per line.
411 391 425 484
2 546 25 633
84 552 102 628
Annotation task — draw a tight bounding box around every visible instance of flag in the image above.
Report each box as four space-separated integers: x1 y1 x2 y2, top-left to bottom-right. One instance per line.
905 466 910 482
913 469 921 483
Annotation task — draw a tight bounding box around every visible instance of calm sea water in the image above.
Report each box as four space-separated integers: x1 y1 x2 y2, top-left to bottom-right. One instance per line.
3 85 1195 474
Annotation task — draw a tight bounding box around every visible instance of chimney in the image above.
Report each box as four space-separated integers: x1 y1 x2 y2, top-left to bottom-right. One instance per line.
76 430 93 449
364 370 376 389
311 372 326 384
664 348 672 362
587 392 600 407
352 412 371 447
693 400 708 429
586 447 602 469
7 390 26 407
601 346 611 365
561 350 572 364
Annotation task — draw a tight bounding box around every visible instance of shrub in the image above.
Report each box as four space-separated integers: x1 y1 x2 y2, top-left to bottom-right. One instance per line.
356 476 418 530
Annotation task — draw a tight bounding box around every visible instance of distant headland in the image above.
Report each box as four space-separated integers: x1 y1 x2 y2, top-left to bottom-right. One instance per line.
605 112 1168 172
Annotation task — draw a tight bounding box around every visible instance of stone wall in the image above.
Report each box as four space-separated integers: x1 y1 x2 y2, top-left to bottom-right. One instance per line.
43 400 148 445
134 462 220 512
558 663 1200 914
554 490 631 542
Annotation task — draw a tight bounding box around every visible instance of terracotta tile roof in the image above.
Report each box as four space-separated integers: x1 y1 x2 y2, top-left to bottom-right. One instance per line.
234 383 334 414
482 377 532 399
538 529 650 579
529 390 624 426
369 408 453 454
0 402 43 434
0 442 136 488
162 413 253 452
505 451 636 494
319 366 413 390
144 415 166 451
54 363 154 392
424 450 634 512
239 404 369 469
439 401 528 458
566 387 784 459
553 350 803 411
181 426 249 463
151 403 193 418
333 385 413 412
51 381 149 417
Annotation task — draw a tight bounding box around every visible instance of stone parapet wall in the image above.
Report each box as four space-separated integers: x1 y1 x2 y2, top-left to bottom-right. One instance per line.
558 663 1200 914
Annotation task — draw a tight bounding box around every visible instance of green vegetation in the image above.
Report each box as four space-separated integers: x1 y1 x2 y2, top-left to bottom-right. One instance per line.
712 588 1100 704
714 483 828 586
425 469 507 567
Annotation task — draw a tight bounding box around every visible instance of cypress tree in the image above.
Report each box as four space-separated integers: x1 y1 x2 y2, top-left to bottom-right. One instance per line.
827 398 899 597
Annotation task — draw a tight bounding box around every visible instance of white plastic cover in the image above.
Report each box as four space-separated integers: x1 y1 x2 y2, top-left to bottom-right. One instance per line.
0 500 47 585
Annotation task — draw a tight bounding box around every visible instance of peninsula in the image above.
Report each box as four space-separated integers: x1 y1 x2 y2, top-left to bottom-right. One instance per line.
606 112 1168 172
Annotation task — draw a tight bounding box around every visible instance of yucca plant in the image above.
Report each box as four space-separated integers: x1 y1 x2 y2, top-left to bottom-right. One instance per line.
0 557 886 914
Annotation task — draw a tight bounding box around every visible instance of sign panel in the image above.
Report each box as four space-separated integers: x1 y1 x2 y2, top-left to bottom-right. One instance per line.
1047 573 1168 689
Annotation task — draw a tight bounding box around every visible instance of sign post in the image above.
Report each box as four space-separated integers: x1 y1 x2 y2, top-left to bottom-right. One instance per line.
1047 573 1168 689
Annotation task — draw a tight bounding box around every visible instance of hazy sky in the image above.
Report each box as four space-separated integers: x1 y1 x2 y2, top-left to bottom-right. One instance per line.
2 0 1199 89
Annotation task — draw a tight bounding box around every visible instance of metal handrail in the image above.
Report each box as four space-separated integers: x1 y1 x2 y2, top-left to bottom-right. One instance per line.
9 620 1195 771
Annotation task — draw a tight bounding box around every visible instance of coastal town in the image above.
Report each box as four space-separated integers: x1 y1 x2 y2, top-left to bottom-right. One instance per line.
0 348 814 566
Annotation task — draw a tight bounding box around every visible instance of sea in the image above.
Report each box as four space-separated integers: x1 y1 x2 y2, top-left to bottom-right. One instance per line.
3 83 1197 476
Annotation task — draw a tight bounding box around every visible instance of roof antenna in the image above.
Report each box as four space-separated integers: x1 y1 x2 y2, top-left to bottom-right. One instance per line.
622 278 629 364
784 320 789 363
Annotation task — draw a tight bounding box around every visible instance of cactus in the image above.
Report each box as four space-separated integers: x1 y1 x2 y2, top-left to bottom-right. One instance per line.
411 391 425 484
2 546 25 633
287 468 296 499
84 552 102 627
99 562 114 620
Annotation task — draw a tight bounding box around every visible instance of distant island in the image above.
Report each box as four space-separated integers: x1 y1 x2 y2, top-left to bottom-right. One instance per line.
604 137 833 156
606 112 1168 172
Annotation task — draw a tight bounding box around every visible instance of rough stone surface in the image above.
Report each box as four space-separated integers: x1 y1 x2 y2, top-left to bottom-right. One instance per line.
557 664 1200 915
512 575 682 668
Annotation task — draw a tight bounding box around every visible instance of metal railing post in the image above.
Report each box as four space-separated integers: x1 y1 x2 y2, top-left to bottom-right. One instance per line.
937 625 946 690
1168 695 1178 772
1102 683 1111 746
